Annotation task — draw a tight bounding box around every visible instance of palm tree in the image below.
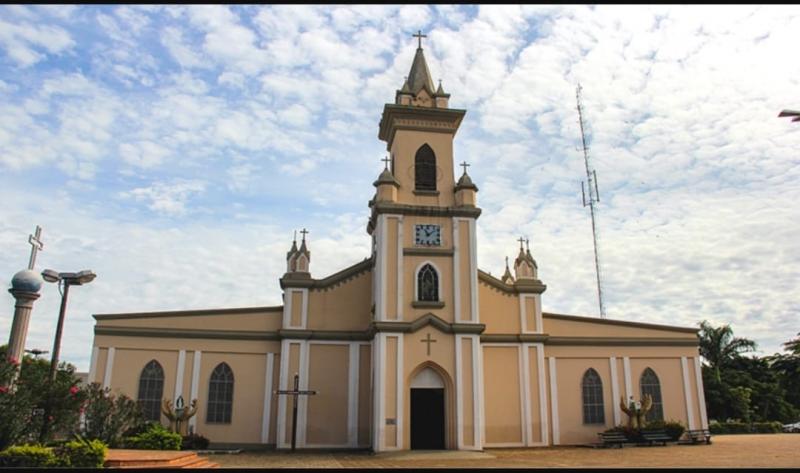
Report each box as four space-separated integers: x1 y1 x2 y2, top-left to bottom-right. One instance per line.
698 320 757 383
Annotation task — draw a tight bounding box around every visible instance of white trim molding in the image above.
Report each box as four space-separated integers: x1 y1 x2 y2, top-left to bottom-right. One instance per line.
88 347 99 384
175 350 186 403
455 334 464 449
610 357 621 426
348 343 360 448
395 333 404 451
379 214 388 321
548 356 559 445
283 289 309 329
395 216 404 321
681 356 697 430
475 336 485 449
468 218 478 323
693 357 709 429
189 350 202 433
103 347 115 389
276 339 291 449
537 345 548 446
519 294 540 334
453 217 461 323
522 344 533 446
623 357 632 401
298 340 310 447
261 353 275 444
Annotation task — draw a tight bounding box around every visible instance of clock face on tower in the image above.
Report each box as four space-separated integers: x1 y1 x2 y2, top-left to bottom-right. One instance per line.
415 224 441 246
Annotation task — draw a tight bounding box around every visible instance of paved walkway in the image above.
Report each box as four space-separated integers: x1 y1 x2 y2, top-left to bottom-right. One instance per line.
209 434 800 468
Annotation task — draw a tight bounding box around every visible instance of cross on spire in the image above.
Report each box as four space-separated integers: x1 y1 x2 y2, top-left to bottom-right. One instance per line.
300 228 309 241
460 161 470 174
518 236 526 250
413 30 427 49
27 225 43 270
381 155 391 169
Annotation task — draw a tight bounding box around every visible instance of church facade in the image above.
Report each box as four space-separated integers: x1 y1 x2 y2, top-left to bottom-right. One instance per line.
89 41 708 451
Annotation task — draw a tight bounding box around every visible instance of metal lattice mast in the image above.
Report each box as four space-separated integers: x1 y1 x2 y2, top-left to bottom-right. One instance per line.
576 84 606 318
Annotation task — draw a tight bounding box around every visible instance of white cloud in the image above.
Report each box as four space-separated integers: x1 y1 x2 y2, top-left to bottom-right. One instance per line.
120 179 206 216
0 17 74 67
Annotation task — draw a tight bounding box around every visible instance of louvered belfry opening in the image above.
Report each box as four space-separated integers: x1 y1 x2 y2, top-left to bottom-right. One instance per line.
415 144 437 191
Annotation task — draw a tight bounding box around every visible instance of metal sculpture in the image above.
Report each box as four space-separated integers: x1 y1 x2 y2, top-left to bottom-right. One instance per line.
162 395 198 436
620 394 653 430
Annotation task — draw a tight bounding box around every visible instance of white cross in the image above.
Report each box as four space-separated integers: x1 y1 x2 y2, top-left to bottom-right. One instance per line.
27 225 43 270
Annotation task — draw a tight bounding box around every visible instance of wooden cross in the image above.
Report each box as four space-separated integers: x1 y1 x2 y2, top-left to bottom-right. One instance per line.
460 161 470 174
381 155 391 169
413 30 427 49
27 225 43 270
421 333 437 356
274 373 317 451
300 228 309 241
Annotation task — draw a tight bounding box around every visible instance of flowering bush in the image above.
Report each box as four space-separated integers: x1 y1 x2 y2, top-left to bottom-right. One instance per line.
0 346 87 448
124 423 182 450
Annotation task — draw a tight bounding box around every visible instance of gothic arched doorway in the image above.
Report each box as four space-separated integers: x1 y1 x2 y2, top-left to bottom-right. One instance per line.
410 367 445 449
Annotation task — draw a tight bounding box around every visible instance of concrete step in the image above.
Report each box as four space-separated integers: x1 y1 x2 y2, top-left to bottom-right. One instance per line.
105 450 218 469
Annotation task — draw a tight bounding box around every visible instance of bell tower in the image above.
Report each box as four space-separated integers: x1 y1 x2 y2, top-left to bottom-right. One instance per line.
369 32 485 453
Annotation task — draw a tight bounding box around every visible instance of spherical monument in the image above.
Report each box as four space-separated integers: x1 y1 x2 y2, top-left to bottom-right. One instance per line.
10 269 44 293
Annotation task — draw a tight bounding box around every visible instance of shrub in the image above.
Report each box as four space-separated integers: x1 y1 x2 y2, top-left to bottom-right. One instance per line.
0 444 58 467
644 420 686 441
56 437 108 468
181 433 210 450
709 421 783 434
124 423 181 450
81 382 147 448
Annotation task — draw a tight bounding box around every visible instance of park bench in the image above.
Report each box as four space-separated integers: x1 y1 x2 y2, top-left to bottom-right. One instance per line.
639 429 672 446
597 431 628 448
686 428 712 444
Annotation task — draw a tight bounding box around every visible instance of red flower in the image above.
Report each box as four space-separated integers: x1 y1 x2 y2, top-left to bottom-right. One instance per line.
0 386 8 394
70 386 79 395
7 357 19 366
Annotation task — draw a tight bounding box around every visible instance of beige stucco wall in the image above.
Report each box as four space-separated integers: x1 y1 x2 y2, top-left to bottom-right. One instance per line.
478 281 519 334
482 345 523 445
306 270 372 331
461 337 475 448
306 343 350 446
358 344 372 447
550 357 614 445
543 315 698 340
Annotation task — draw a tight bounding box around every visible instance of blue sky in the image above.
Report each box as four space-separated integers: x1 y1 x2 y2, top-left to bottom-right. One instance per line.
1 5 799 371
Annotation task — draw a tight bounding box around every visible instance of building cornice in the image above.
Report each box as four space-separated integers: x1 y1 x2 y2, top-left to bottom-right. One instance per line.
371 312 485 335
478 270 546 294
378 104 466 148
94 326 281 341
368 202 481 233
93 306 283 321
280 257 373 290
543 312 699 334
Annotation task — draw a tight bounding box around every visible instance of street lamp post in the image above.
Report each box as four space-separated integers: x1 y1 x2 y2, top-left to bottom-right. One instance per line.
38 269 96 442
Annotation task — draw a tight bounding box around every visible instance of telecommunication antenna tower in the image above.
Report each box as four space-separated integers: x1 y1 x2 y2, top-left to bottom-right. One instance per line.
576 84 606 318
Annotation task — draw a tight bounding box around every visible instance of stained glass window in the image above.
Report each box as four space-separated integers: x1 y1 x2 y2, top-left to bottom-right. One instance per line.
640 368 664 422
418 264 439 302
207 363 234 424
582 368 605 424
137 360 164 422
415 144 436 191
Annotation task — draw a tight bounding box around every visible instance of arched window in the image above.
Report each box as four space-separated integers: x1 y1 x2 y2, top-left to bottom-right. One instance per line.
207 363 234 424
417 263 439 302
582 368 605 424
414 144 436 191
640 368 664 422
137 360 164 422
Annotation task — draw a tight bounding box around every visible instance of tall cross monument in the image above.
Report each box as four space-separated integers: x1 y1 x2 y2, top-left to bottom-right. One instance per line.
5 226 46 386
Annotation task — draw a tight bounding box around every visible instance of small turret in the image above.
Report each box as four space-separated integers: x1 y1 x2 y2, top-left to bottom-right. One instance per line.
501 256 515 284
525 238 538 278
295 229 311 273
455 161 478 207
373 156 400 203
286 231 299 273
514 237 536 280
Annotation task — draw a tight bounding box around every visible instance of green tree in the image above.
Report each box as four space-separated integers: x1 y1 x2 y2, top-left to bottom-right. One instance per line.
81 383 147 447
767 333 800 416
698 320 757 383
0 346 86 448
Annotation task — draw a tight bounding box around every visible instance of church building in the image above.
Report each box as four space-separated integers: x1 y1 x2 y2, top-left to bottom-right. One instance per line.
89 38 708 451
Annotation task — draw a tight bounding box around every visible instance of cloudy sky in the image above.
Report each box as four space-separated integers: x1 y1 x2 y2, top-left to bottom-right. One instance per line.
1 5 798 371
